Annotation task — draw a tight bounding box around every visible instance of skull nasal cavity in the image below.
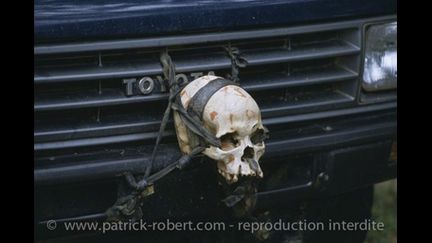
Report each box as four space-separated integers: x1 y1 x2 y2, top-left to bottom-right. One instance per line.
241 147 255 161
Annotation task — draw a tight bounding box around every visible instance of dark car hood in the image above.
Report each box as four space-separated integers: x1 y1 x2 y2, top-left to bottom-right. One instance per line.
35 0 396 44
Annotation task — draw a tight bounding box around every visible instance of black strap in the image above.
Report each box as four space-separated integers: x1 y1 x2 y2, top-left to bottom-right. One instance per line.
171 102 221 147
187 78 238 120
122 146 205 191
224 45 248 83
149 146 205 184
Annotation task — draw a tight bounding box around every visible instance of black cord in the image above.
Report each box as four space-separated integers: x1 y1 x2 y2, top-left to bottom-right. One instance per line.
224 44 248 83
144 49 178 179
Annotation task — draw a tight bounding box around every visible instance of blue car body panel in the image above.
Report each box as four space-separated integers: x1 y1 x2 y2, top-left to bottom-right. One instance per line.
35 0 396 43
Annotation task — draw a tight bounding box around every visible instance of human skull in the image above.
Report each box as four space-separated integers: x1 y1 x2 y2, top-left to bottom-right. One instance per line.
173 75 266 183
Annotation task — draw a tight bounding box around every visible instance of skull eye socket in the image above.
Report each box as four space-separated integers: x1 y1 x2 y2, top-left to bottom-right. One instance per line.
220 132 239 151
250 128 267 145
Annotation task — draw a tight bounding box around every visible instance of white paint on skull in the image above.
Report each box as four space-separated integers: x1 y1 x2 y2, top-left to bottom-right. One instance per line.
173 75 266 183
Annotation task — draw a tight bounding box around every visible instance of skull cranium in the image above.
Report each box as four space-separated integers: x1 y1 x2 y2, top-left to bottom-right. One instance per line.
173 75 266 183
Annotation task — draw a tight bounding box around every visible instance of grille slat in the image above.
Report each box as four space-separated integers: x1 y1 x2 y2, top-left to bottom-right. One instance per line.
242 67 357 91
35 90 169 111
34 54 229 84
35 67 357 112
34 103 397 153
243 41 359 66
35 119 162 143
34 131 175 151
34 40 358 84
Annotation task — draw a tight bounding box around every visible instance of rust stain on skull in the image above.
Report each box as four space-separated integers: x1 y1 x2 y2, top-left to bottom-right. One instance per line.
230 114 234 124
234 87 247 98
246 109 255 119
210 111 218 121
227 154 235 164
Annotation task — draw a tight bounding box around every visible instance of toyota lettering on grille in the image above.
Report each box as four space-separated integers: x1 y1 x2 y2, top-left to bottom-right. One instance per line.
123 71 215 96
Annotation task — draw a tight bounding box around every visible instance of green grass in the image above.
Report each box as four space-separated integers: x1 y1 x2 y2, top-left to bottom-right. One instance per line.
365 179 397 243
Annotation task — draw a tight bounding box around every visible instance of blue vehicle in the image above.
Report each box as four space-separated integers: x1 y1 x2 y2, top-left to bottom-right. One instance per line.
34 0 397 242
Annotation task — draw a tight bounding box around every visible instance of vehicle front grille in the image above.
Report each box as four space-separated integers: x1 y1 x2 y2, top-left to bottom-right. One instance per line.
34 17 396 185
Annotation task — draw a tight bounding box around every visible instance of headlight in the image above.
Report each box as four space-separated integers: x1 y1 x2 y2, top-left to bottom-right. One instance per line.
362 22 397 92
